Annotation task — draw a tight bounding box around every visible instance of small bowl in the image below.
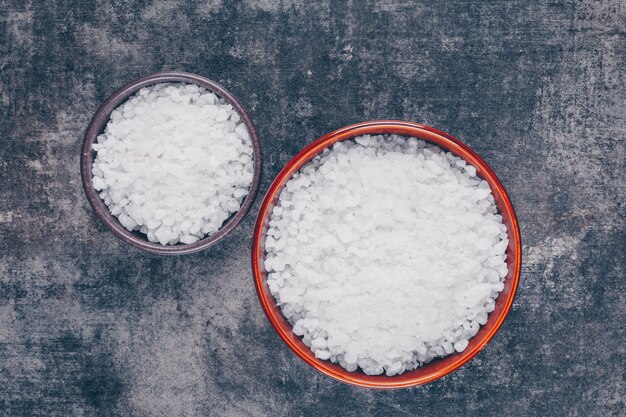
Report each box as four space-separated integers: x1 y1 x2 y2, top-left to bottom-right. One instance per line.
81 72 262 255
252 120 521 389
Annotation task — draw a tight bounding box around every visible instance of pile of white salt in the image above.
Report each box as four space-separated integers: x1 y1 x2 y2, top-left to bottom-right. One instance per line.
264 135 508 376
92 83 254 245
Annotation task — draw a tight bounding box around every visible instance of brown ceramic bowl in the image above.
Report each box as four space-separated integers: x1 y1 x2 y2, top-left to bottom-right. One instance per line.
252 121 521 388
81 72 262 255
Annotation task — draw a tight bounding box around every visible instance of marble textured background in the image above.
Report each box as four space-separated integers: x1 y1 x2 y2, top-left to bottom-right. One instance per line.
1 1 624 416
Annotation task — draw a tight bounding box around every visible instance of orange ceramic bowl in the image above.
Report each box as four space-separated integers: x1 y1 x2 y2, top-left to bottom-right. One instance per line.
252 121 521 389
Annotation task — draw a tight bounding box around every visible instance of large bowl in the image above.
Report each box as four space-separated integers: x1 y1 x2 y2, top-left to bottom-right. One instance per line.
81 72 262 255
252 120 521 389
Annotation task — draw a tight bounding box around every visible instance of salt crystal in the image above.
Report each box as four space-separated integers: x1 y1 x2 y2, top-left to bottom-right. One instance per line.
315 350 331 360
454 339 469 352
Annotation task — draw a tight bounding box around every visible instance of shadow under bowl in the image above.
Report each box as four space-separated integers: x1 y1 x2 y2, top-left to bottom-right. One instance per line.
252 120 521 388
80 71 262 255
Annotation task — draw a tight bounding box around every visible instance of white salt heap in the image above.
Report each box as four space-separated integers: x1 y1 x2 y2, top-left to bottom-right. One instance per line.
92 83 254 245
264 135 509 376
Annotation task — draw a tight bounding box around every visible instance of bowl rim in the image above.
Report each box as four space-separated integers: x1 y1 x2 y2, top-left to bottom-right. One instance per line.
80 71 262 255
252 120 522 389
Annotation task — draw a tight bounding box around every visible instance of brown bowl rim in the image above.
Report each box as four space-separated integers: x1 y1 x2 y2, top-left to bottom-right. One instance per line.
252 120 522 389
80 71 262 255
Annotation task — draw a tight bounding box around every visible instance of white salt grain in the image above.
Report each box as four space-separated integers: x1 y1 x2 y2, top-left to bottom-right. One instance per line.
265 135 508 376
92 83 254 245
454 339 469 352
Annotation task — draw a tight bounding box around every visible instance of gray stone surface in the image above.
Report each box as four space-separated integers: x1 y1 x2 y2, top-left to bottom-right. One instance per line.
1 0 624 416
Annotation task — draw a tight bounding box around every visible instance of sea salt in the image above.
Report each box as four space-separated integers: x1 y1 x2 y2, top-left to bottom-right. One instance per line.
92 83 254 245
264 135 508 376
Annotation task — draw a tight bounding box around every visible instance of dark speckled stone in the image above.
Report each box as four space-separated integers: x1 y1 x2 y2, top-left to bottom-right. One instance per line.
0 1 624 416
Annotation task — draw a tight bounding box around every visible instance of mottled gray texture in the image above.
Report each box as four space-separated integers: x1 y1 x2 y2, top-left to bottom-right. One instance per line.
0 0 624 416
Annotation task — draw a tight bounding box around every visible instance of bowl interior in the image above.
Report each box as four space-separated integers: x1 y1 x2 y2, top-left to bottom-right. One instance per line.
81 72 262 255
252 121 521 388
